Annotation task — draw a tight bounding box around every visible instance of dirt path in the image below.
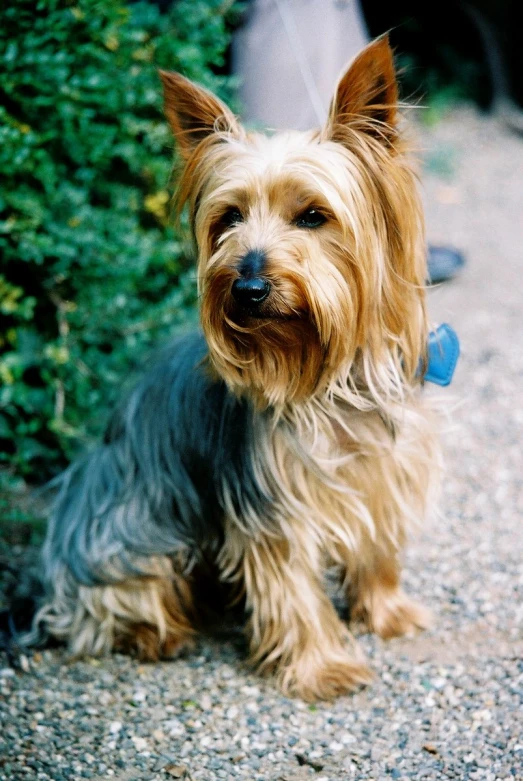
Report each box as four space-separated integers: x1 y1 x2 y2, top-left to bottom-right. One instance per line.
1 108 522 781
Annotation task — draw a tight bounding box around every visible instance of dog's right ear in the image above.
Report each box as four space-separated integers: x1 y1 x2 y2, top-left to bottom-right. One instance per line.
159 71 240 159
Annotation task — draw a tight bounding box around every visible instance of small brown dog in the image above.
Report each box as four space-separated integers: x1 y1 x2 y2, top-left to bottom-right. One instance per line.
35 37 440 701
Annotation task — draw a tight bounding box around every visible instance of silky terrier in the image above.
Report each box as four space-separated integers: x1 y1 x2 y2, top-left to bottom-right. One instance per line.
34 37 441 701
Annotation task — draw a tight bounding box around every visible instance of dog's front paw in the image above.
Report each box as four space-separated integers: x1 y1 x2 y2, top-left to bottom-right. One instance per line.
357 590 431 640
275 650 372 702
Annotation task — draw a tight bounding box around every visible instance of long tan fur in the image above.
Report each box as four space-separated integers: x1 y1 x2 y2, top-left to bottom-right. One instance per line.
43 37 442 701
157 37 441 699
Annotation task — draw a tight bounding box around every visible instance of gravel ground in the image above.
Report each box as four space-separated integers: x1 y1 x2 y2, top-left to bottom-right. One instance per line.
1 108 522 781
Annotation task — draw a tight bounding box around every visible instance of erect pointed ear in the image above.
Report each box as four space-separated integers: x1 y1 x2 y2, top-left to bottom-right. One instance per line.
159 70 240 159
326 36 399 145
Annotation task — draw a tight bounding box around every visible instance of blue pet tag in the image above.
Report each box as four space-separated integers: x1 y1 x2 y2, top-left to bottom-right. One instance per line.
423 323 460 386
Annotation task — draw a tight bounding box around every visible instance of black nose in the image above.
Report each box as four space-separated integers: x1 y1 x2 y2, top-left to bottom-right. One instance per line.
231 277 271 307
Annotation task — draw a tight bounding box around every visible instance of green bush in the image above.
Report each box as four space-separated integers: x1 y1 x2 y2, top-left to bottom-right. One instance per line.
0 0 236 483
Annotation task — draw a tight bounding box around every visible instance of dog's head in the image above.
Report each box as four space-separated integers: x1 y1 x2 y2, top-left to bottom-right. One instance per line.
160 37 427 409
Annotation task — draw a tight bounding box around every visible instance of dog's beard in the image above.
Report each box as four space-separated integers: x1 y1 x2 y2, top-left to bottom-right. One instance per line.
200 263 338 408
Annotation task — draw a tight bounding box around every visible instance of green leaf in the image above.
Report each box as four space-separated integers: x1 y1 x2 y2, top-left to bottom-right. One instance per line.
0 0 235 483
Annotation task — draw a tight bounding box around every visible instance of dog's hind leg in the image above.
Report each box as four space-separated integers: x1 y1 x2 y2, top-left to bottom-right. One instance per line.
36 554 195 660
110 558 196 661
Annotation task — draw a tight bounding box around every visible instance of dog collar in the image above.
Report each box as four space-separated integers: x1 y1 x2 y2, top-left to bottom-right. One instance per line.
423 323 460 386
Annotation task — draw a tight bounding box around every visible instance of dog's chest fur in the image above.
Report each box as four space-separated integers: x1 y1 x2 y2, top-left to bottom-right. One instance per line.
231 397 439 564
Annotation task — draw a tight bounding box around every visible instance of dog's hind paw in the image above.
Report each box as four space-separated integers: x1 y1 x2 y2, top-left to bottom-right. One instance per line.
115 624 195 662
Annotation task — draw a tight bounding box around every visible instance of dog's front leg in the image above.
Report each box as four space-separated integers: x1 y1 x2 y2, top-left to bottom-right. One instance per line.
346 548 432 640
230 528 372 701
334 414 437 640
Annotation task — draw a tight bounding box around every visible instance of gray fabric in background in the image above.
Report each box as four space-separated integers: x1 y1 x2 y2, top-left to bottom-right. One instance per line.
232 0 369 130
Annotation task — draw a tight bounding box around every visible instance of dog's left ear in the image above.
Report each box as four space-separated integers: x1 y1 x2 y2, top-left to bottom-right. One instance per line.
326 36 398 145
159 70 240 159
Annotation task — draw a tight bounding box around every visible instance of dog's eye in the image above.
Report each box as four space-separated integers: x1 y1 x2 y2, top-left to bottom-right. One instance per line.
295 208 327 229
220 207 244 228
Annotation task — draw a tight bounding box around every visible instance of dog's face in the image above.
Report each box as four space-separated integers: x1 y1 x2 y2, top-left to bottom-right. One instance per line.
161 38 427 408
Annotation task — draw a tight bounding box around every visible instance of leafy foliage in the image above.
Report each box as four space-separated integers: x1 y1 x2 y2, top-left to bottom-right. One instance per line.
0 0 235 482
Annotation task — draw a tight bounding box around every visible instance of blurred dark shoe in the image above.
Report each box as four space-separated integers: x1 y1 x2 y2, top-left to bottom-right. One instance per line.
427 246 466 284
